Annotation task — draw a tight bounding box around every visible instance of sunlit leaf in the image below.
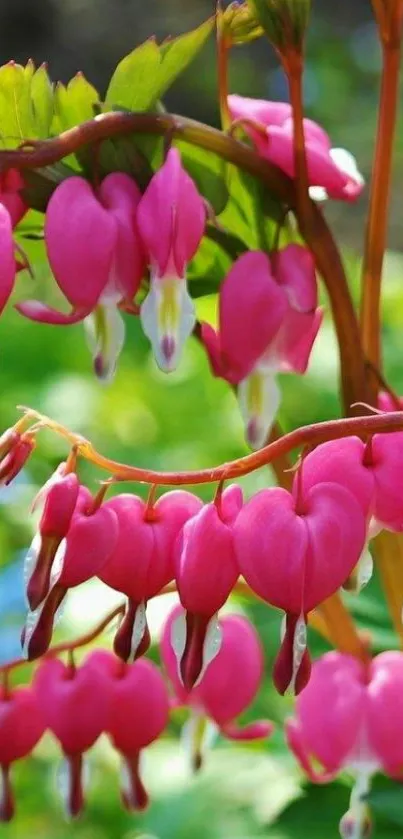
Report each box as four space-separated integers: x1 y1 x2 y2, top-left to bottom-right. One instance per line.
104 18 214 112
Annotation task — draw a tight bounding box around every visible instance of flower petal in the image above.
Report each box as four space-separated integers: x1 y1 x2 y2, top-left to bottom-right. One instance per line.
16 300 90 324
219 251 288 383
99 173 146 301
84 302 125 382
237 368 281 449
140 274 196 372
137 148 205 277
45 176 117 311
0 205 16 313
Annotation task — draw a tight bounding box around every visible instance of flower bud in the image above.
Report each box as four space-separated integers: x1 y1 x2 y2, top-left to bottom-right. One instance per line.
220 2 263 46
0 431 35 485
248 0 311 56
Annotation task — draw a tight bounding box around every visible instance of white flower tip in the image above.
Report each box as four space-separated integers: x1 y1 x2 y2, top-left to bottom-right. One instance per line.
238 370 281 450
140 275 196 373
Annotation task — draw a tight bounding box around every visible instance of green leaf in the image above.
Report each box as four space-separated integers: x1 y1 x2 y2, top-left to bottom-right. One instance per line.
368 777 403 828
220 166 284 250
52 73 100 132
176 140 229 215
105 39 162 112
0 61 36 147
22 163 78 212
30 64 54 137
104 18 214 112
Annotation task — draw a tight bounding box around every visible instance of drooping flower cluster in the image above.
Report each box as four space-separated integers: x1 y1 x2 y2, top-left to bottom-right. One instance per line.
0 88 366 450
286 651 403 838
1 606 271 820
13 419 403 699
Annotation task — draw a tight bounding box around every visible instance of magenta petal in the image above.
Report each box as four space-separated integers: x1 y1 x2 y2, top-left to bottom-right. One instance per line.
273 308 323 374
45 176 117 310
273 244 318 312
228 94 292 128
99 173 146 300
16 300 90 325
219 251 288 383
200 322 226 379
0 205 16 313
222 719 273 741
137 148 205 277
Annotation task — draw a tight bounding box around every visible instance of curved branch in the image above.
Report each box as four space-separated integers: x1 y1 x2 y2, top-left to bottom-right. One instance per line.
2 110 367 408
22 407 403 486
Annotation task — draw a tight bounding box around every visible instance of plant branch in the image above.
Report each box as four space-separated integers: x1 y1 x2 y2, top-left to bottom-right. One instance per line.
360 19 402 370
0 603 125 674
0 110 368 409
19 407 403 486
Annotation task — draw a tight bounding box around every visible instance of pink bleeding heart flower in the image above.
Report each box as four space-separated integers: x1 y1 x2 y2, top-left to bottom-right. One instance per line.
228 95 364 202
173 485 242 691
17 173 146 381
161 605 273 768
0 683 45 822
233 483 366 695
86 650 169 811
34 654 111 818
99 490 203 662
201 246 322 449
378 390 403 412
0 169 29 316
137 148 206 372
298 432 403 537
22 490 119 661
286 651 403 839
24 463 80 611
0 426 35 486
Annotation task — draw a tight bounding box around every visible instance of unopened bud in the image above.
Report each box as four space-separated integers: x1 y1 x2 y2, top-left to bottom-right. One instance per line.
248 0 311 56
0 432 35 486
220 2 263 46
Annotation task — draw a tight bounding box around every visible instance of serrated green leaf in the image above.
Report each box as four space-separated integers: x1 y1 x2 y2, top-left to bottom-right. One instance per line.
30 64 54 137
157 17 214 94
0 61 36 147
104 18 214 112
105 39 162 112
52 73 100 132
220 166 284 250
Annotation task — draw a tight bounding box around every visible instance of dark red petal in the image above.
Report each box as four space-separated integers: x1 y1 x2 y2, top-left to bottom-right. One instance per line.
120 753 148 811
273 613 311 696
113 600 151 663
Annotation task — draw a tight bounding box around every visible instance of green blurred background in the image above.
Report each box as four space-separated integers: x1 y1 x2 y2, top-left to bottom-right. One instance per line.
1 1 403 836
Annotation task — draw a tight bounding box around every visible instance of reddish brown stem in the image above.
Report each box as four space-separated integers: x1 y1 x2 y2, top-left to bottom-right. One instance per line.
360 26 402 370
24 409 403 487
1 603 125 674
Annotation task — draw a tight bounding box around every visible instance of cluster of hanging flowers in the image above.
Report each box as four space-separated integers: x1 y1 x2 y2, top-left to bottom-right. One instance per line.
1 94 364 449
2 402 403 831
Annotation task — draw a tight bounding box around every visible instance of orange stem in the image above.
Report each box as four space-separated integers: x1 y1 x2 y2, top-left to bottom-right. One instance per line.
360 27 402 370
20 408 403 486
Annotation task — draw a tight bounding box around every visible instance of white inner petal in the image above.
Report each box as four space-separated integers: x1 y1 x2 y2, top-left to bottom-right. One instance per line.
287 613 307 695
180 710 218 772
330 147 364 186
23 532 42 596
194 614 223 687
140 273 196 373
129 600 147 662
84 302 125 383
237 369 281 450
171 610 187 683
